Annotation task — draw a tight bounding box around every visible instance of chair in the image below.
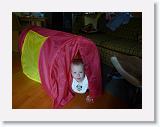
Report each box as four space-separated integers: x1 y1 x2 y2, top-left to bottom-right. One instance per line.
111 56 141 87
111 56 142 108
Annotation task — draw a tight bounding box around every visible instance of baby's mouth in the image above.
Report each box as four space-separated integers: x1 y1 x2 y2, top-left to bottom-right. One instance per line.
77 78 81 80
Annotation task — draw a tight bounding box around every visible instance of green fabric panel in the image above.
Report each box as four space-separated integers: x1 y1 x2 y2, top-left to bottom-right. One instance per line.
21 30 48 83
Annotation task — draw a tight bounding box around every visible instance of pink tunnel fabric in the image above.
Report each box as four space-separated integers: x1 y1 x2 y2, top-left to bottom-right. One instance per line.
19 26 102 108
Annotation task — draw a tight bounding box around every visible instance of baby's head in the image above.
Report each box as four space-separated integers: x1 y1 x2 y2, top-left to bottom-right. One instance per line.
71 59 85 83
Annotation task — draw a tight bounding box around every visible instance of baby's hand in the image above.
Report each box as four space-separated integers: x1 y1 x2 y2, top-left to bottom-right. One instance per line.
86 95 94 103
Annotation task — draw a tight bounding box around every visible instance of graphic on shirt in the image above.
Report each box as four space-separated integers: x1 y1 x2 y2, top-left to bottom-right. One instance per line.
76 84 82 91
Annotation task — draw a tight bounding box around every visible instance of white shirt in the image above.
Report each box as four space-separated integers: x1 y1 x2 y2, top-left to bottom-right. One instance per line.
72 75 88 94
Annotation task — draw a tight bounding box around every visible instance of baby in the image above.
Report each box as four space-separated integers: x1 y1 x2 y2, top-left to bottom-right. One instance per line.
71 59 94 103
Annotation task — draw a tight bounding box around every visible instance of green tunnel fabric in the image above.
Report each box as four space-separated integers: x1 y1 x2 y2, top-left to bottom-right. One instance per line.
21 30 48 83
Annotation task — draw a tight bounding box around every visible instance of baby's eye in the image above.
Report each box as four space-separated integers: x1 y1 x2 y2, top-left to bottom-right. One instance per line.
80 72 82 73
74 72 76 74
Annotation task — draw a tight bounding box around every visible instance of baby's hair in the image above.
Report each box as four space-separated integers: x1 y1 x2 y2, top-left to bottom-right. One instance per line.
71 59 84 65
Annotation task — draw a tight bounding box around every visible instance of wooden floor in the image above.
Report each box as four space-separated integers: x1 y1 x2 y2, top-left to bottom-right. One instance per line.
12 52 128 109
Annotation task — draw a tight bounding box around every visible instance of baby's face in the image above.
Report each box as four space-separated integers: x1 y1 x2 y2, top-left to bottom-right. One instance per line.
71 64 85 83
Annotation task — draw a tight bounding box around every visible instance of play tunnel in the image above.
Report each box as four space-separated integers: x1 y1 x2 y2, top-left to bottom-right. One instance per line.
19 26 102 108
